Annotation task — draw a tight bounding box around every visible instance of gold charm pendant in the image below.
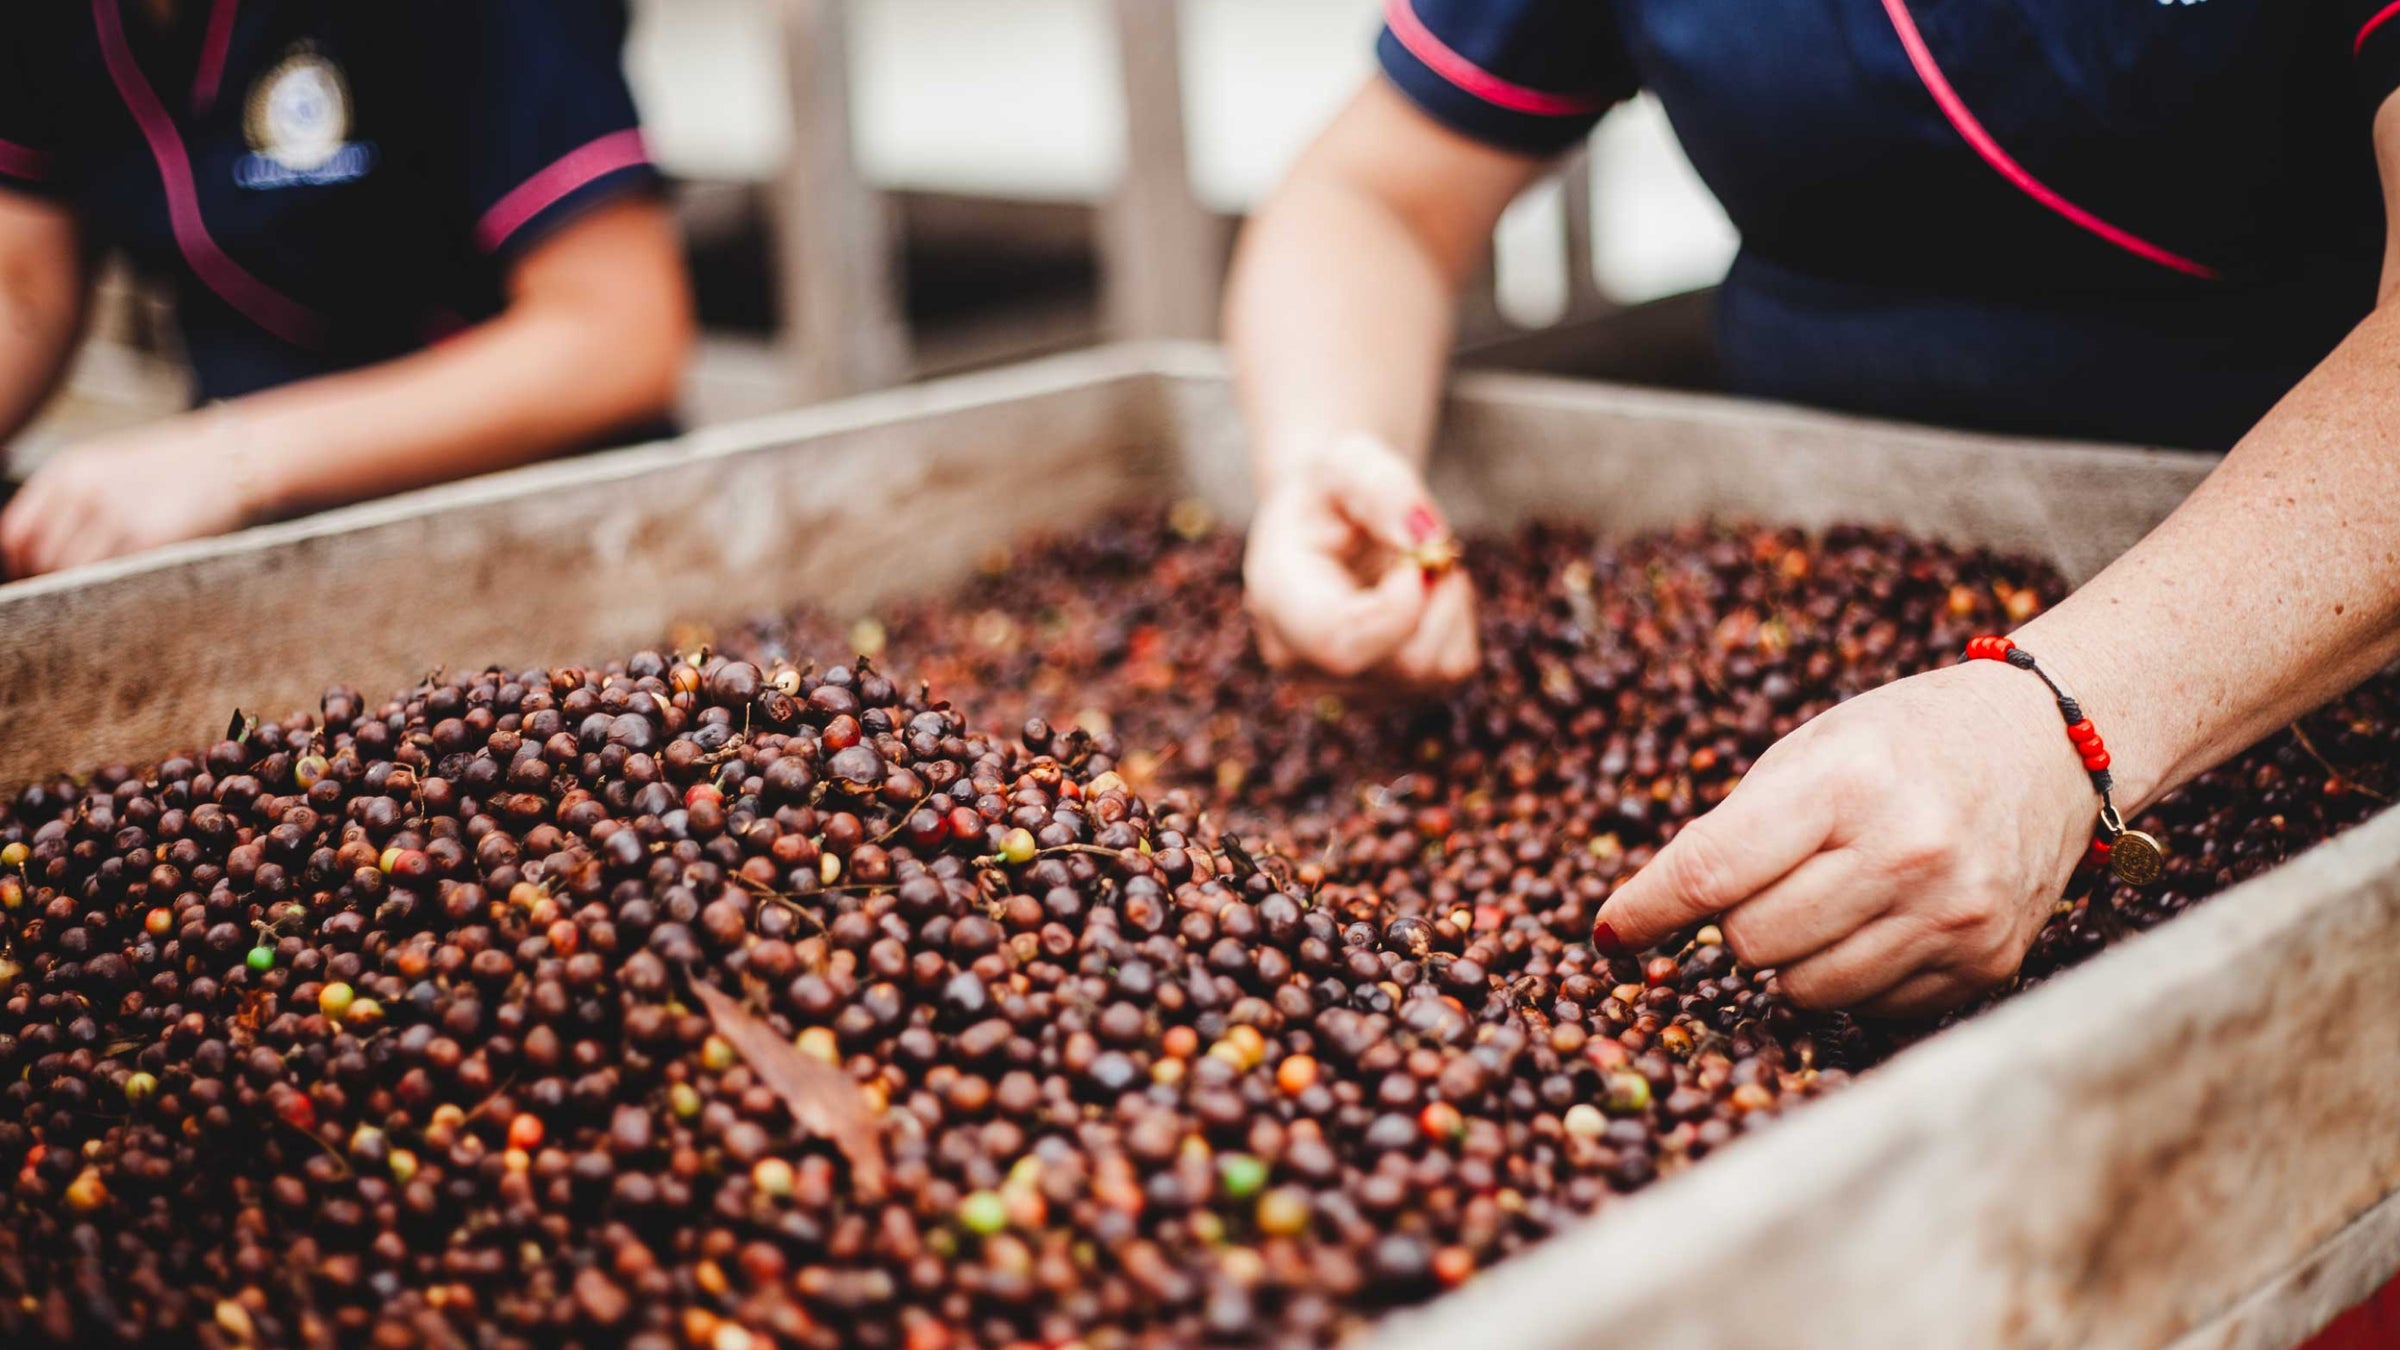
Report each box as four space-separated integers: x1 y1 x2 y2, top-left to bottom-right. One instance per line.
2108 829 2166 886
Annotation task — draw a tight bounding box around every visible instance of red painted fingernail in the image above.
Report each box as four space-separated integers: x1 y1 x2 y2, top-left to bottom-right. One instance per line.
1590 921 1624 955
1405 505 1440 545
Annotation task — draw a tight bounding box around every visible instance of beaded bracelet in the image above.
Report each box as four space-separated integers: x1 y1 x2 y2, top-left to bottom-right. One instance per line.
1964 636 2166 888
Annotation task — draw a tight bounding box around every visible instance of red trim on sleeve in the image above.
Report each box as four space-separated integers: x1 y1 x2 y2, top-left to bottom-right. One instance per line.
473 128 651 254
1880 0 2218 281
1382 0 1611 117
191 0 238 113
2298 1270 2400 1350
0 138 48 182
2357 0 2400 54
93 0 320 347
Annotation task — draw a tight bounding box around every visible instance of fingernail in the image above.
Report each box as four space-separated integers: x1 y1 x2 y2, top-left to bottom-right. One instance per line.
1590 921 1624 955
1405 504 1440 545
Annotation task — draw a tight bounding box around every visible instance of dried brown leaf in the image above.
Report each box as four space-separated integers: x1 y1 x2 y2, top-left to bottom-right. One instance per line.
688 979 886 1197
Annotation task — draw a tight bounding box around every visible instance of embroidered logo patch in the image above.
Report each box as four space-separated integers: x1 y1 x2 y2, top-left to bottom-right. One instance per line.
237 45 375 188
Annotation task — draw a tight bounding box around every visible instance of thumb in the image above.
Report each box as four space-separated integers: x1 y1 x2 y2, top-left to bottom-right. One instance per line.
1320 434 1443 553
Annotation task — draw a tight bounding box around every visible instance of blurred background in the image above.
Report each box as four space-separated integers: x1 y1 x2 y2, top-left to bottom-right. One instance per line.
6 0 1737 470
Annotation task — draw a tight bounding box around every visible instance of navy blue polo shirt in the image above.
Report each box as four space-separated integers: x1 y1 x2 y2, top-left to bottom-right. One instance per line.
1381 0 2400 450
0 0 661 405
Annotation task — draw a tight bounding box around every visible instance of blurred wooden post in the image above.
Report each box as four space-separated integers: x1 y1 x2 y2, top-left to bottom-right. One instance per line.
1560 149 1604 312
1101 0 1221 341
773 0 910 401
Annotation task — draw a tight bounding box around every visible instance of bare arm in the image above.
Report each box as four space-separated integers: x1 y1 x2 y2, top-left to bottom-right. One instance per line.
1228 78 1549 487
1227 78 1553 679
0 192 88 449
2012 93 2400 813
1 195 693 575
239 196 693 518
1593 91 2400 1014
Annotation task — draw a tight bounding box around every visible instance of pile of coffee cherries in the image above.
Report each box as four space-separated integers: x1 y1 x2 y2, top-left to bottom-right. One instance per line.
766 512 2400 990
5 513 2394 1349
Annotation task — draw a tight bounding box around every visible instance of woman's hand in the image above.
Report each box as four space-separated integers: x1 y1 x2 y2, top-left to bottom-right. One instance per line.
1242 432 1479 683
1593 658 2099 1017
1 409 267 578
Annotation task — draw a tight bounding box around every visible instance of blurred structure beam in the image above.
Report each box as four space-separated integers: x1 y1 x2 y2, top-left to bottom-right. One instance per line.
772 0 910 400
1560 151 1603 315
1100 0 1222 342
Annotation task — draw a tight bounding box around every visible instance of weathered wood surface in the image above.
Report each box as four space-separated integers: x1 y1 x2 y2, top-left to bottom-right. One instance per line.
1 341 2390 1349
3 342 2215 789
1154 343 2220 586
0 347 1162 785
2172 1188 2400 1350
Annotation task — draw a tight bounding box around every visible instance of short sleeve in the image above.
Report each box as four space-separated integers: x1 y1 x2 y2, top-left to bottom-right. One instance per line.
1376 0 1636 155
0 38 62 199
448 0 664 261
2347 0 2400 115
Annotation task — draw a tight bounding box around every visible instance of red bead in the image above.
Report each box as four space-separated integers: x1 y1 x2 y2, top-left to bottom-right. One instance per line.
2082 839 2113 867
2067 720 2099 745
2082 748 2111 771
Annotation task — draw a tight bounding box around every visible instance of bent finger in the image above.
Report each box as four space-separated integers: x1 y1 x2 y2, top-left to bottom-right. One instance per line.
51 515 136 572
1714 850 1885 970
1595 764 1839 951
0 493 36 579
1771 913 1950 1011
1252 543 1429 678
1427 578 1481 683
1254 622 1295 670
1386 570 1476 686
1854 968 1985 1022
15 484 97 579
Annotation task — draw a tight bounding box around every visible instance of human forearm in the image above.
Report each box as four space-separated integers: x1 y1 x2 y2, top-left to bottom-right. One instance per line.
0 196 87 448
231 299 682 519
2015 302 2400 813
1595 300 2400 1014
1226 81 1547 494
231 198 691 519
1227 81 1550 683
0 200 690 577
1225 174 1459 488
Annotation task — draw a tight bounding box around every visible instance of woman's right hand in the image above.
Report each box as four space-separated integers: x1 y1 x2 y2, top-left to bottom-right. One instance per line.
1241 432 1480 683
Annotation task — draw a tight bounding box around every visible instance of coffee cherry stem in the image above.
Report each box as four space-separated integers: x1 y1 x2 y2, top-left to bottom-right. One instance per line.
972 841 1134 869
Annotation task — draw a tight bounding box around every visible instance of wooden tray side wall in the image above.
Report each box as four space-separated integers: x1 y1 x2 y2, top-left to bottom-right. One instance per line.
0 351 1165 787
3 342 2390 1350
1155 345 2218 585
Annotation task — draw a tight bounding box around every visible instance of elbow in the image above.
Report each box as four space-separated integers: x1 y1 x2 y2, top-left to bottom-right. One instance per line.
618 247 698 423
509 198 698 434
626 280 697 424
573 266 696 433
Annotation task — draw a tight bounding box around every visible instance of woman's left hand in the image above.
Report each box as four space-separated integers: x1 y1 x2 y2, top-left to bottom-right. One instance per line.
1 410 269 579
1592 657 2101 1017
